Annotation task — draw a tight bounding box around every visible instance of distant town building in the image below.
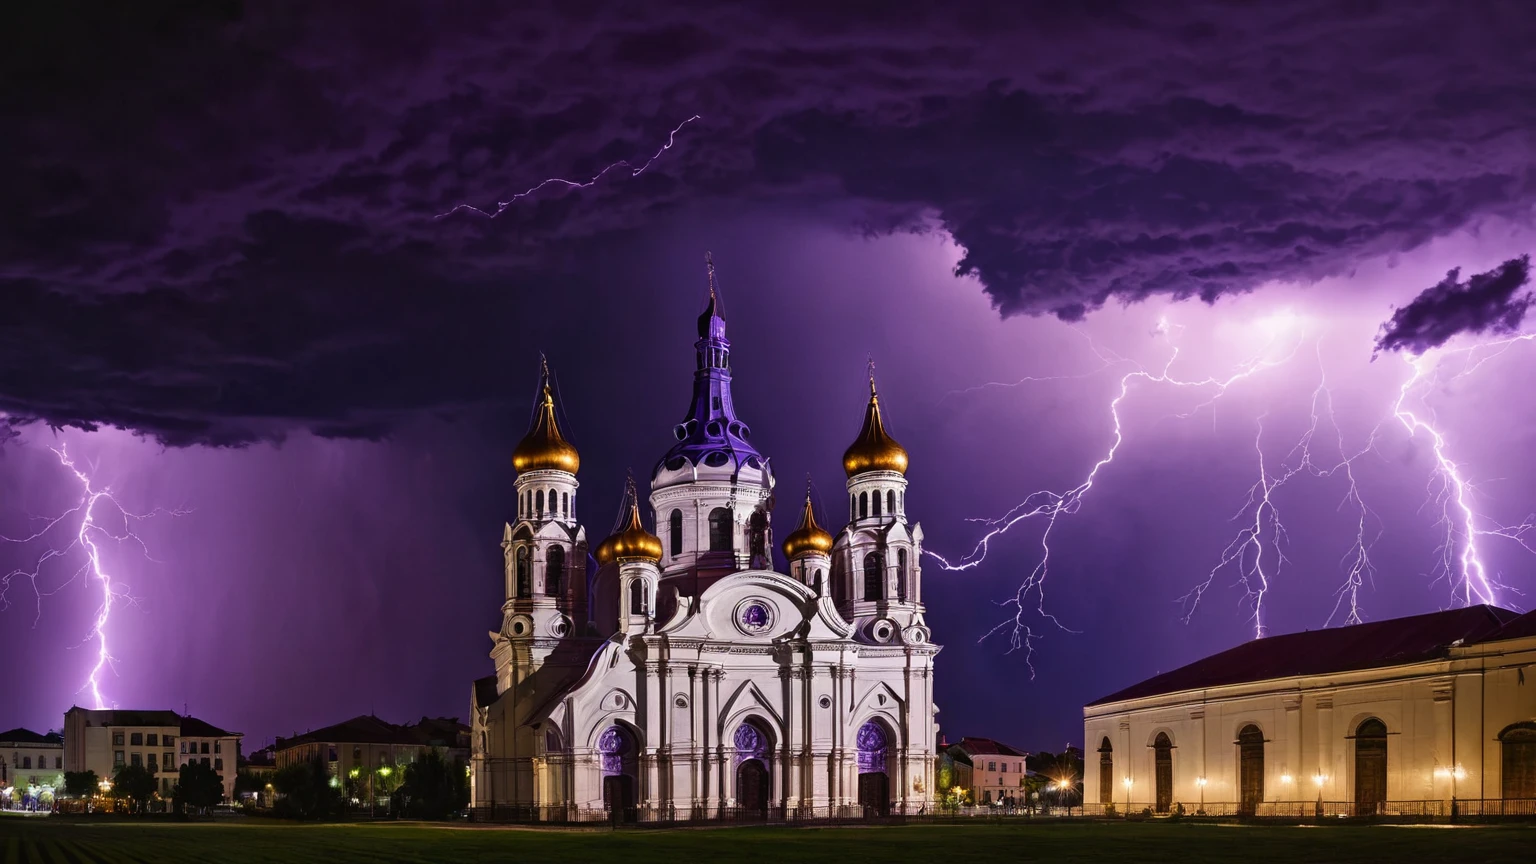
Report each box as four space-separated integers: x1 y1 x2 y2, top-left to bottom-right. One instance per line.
1 728 64 792
946 737 1029 805
1084 605 1536 816
63 708 243 803
274 714 471 804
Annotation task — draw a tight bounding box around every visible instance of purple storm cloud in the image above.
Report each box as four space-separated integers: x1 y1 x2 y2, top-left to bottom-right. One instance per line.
4 1 1536 444
1374 256 1533 356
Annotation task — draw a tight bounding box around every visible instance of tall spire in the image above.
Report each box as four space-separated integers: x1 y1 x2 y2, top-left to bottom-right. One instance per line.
661 254 765 478
512 355 580 473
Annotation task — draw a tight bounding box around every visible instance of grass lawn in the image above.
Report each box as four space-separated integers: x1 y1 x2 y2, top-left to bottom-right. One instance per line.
2 817 1534 864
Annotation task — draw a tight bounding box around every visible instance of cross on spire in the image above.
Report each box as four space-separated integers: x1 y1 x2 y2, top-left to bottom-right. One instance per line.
867 355 878 397
705 251 717 302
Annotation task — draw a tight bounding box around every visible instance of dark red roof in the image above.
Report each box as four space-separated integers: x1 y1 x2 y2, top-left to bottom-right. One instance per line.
180 715 238 738
953 736 1028 758
1087 605 1519 707
1485 608 1536 642
0 728 61 745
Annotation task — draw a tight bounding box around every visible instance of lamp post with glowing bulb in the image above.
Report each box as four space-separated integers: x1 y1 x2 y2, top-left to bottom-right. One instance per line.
1195 776 1207 813
1122 776 1132 816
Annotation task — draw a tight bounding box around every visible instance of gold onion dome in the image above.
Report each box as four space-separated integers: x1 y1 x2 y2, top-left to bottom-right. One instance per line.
512 360 580 474
596 482 663 566
782 487 834 560
842 370 909 477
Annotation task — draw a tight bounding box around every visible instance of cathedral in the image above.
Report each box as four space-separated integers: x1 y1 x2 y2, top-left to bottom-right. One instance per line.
470 265 940 821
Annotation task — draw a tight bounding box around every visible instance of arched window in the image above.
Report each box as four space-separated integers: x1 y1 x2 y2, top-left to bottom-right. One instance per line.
1238 725 1264 815
859 492 868 520
749 511 767 562
1098 738 1113 804
887 490 896 517
1354 718 1388 816
630 580 647 616
708 508 733 552
547 488 556 514
520 491 527 518
1153 732 1173 813
863 552 883 601
535 490 544 515
897 549 908 602
850 495 856 522
562 492 569 517
872 492 882 517
515 546 531 599
670 510 684 556
813 570 824 595
546 546 565 596
1500 723 1536 800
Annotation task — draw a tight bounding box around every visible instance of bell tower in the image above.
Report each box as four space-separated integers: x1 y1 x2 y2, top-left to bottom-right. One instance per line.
493 357 589 693
832 362 930 646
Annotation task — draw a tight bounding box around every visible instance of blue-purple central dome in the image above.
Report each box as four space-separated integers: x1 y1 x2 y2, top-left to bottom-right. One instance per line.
654 292 769 483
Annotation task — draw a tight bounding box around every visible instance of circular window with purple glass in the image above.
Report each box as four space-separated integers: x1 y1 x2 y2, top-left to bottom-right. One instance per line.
740 601 771 631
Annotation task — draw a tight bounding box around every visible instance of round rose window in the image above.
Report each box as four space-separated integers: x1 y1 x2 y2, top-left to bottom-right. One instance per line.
740 602 771 632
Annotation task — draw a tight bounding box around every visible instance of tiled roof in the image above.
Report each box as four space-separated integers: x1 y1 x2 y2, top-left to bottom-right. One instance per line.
65 708 183 727
180 716 239 738
0 728 61 746
952 737 1029 758
1087 604 1519 707
1484 608 1536 643
277 714 422 751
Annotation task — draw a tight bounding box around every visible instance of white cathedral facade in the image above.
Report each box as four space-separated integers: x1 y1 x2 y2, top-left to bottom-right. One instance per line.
470 271 940 821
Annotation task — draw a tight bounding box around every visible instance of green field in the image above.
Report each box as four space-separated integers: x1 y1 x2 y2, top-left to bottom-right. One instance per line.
2 817 1534 864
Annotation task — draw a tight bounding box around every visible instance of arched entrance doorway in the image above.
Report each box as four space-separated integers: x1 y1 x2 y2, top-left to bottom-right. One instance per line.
1499 723 1536 801
1354 718 1387 816
1153 733 1173 813
856 720 891 816
733 722 771 817
1237 725 1264 816
598 725 637 822
1097 738 1113 805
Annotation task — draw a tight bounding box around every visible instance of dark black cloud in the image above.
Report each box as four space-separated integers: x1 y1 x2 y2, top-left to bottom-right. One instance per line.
5 1 1536 443
1374 256 1532 356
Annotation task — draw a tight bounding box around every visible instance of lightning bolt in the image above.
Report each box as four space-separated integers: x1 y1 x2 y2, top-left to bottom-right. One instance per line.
435 115 702 220
0 442 186 709
1390 334 1536 609
1179 343 1383 636
926 315 1304 668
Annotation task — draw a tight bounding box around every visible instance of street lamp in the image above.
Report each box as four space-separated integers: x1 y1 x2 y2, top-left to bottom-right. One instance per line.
1122 776 1132 815
1195 776 1207 812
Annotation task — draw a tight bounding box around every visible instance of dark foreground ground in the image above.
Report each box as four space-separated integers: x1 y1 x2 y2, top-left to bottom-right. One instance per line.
2 816 1534 864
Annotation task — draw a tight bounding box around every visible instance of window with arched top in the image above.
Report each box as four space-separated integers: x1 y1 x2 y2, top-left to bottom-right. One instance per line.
562 492 569 517
850 495 857 522
1354 718 1388 815
749 511 767 560
859 492 868 520
1238 724 1264 815
813 570 824 594
1153 732 1173 813
546 546 565 596
897 549 908 602
515 546 531 599
520 491 527 518
670 510 684 556
535 489 544 515
708 508 733 552
887 490 896 517
863 552 883 601
548 488 556 514
630 580 647 615
1098 738 1113 804
872 492 882 517
1501 722 1536 800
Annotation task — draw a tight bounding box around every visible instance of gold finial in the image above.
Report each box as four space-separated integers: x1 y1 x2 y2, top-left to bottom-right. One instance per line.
782 475 834 559
597 469 662 565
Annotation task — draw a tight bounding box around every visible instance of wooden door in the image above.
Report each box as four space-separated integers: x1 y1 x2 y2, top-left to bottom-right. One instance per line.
857 772 890 816
1354 719 1387 816
1238 726 1264 816
1153 733 1173 814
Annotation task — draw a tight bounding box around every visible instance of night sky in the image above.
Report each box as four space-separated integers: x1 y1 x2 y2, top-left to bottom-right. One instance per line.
4 2 1536 754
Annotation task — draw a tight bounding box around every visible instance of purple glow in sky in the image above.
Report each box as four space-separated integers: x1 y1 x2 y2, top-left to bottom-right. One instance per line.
4 3 1536 750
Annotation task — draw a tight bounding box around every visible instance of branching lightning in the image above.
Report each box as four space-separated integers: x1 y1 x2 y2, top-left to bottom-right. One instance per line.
436 115 702 220
0 443 185 709
1390 334 1536 608
925 315 1306 668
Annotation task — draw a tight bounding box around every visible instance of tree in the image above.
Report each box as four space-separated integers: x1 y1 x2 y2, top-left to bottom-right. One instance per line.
174 760 224 814
111 764 157 813
62 770 99 799
233 769 266 801
271 758 340 820
400 749 470 820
